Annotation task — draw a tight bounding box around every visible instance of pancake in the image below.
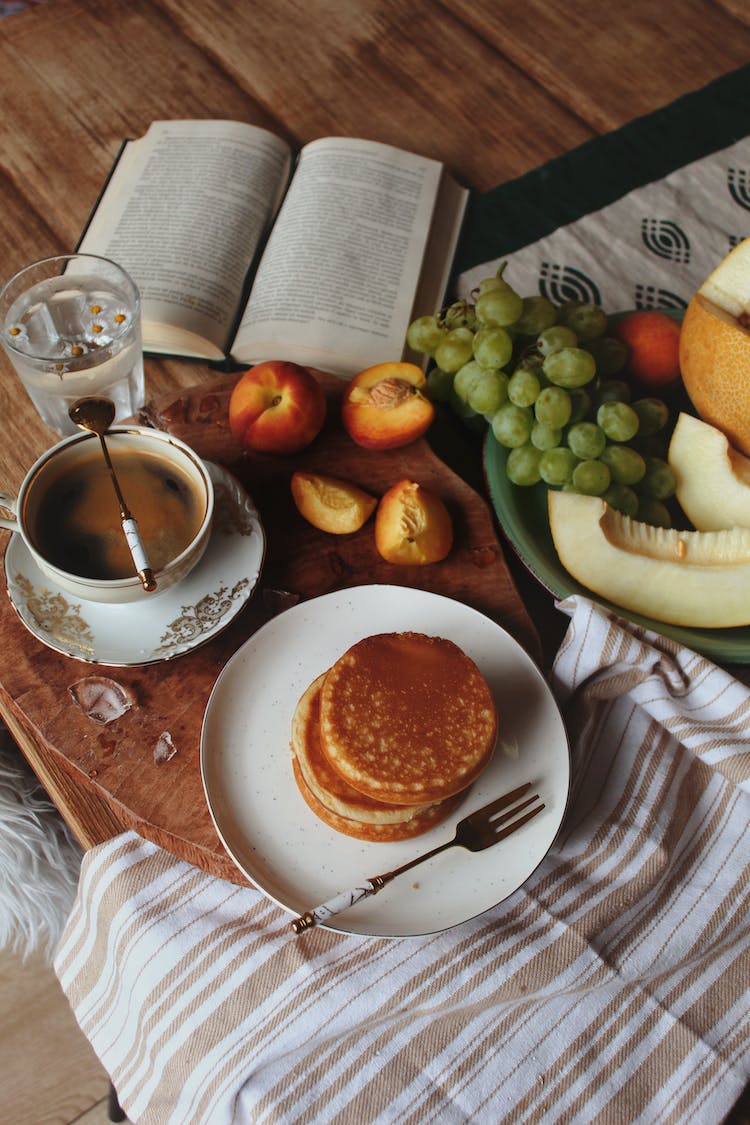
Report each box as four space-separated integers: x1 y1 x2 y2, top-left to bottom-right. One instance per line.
319 632 497 805
291 673 444 825
291 758 459 842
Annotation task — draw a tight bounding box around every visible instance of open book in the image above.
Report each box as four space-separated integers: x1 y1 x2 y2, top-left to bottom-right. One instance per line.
77 120 468 376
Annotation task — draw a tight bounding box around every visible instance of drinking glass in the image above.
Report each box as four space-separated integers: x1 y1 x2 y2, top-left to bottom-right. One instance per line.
0 253 145 436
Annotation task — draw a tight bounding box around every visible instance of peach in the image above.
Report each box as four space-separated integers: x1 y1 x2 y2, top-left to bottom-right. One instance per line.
291 471 377 534
229 360 326 454
374 479 453 564
341 362 435 450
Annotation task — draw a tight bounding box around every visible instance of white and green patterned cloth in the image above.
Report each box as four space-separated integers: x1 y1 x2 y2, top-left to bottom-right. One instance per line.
454 64 750 315
459 136 749 315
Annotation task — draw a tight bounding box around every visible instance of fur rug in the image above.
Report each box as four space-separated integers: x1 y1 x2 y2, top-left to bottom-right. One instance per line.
0 724 82 961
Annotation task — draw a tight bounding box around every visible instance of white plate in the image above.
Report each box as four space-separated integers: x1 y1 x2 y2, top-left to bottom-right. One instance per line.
201 586 570 937
3 462 265 666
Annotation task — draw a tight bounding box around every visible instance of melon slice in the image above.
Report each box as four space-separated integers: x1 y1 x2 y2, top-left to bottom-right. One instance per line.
668 412 750 531
548 489 750 627
698 236 750 320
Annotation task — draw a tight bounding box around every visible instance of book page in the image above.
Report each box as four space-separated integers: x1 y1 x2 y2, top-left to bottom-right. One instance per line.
78 120 292 358
232 137 461 374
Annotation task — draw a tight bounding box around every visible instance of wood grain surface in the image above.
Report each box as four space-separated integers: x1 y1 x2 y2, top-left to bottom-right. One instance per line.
143 371 541 653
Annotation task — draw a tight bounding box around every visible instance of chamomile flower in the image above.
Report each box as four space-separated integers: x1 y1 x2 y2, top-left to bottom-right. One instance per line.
109 305 131 335
6 323 27 346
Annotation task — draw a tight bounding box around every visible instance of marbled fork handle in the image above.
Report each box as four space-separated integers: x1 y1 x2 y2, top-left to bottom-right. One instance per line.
291 782 544 933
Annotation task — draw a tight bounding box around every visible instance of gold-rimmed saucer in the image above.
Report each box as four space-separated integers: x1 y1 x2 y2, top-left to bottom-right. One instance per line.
3 462 265 666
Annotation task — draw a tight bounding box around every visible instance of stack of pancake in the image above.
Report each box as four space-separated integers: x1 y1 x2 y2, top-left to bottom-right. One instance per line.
290 631 498 841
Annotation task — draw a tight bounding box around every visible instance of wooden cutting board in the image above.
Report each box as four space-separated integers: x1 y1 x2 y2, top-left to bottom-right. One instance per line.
143 369 541 663
0 367 541 884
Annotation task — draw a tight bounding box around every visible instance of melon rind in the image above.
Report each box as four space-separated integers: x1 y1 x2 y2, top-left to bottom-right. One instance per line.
548 490 750 627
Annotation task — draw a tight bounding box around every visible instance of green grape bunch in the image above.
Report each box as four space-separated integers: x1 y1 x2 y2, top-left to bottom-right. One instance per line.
405 263 677 528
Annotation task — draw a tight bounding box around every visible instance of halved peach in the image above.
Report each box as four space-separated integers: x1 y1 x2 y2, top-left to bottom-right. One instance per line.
342 362 435 450
291 471 377 534
374 479 453 564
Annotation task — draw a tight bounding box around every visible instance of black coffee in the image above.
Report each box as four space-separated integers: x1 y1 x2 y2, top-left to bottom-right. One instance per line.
28 447 205 580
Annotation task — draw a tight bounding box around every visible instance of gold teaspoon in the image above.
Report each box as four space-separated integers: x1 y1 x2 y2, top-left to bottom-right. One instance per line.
68 396 157 592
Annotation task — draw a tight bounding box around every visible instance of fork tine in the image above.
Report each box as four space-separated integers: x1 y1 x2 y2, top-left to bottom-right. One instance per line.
471 782 532 820
491 801 545 843
487 793 541 830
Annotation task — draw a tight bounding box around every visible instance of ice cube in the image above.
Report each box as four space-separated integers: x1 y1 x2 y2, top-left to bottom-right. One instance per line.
68 676 133 724
154 731 177 764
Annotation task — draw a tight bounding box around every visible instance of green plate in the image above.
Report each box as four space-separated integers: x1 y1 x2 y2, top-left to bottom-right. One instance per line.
483 429 750 666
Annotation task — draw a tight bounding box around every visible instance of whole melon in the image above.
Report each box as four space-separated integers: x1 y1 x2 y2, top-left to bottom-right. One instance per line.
679 238 750 456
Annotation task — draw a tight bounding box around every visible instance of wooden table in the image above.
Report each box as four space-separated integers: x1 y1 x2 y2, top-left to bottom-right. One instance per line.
2 5 750 1119
1 0 749 890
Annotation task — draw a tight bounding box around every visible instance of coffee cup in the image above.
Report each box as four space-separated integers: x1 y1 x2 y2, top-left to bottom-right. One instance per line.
0 426 214 604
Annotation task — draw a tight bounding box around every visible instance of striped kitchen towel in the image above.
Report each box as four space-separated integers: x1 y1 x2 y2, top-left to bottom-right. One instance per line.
54 595 750 1124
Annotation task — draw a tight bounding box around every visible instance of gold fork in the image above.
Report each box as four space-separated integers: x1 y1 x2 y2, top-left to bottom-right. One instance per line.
291 782 544 933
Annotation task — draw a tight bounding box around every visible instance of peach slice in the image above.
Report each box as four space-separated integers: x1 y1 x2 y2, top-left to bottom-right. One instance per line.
342 362 435 450
374 479 453 564
291 471 377 534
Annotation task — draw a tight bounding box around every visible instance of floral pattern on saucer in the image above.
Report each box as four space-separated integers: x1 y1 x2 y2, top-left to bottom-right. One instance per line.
4 462 265 666
12 574 96 659
153 578 252 656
